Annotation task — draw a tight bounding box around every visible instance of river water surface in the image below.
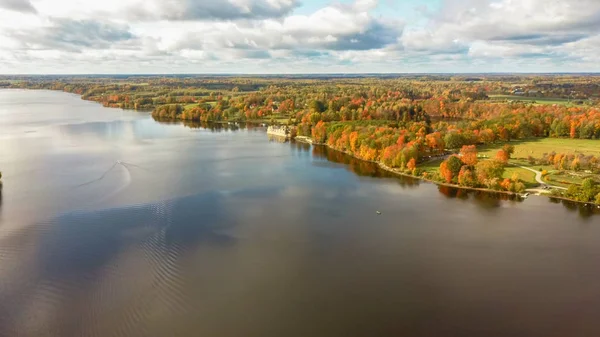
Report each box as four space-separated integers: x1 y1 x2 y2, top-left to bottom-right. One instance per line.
1 89 600 337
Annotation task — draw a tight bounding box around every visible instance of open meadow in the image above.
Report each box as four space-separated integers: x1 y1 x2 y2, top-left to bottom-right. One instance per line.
478 138 600 159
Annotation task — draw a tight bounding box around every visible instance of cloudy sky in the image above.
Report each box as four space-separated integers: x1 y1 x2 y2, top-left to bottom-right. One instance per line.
0 0 599 74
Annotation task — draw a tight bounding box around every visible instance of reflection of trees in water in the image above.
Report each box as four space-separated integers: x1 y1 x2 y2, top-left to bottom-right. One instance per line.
552 198 600 219
312 145 383 177
311 146 420 188
438 187 600 216
289 141 311 153
152 116 268 133
154 116 600 217
0 182 3 213
438 185 524 210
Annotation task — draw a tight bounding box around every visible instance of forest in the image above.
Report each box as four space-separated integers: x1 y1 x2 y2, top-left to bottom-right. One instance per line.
4 74 600 204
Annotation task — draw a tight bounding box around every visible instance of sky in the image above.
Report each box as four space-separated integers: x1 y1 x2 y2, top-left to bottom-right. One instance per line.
0 0 599 74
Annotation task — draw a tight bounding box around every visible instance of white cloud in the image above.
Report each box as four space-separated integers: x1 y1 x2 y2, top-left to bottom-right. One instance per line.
402 0 600 52
30 0 299 21
0 0 599 73
0 0 36 13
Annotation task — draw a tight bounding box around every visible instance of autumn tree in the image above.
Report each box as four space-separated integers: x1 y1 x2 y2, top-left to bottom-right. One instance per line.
278 99 295 114
475 160 505 186
439 155 463 183
458 166 478 187
496 150 509 164
570 157 581 171
312 121 327 144
407 158 416 171
459 145 478 166
425 132 445 154
502 144 515 157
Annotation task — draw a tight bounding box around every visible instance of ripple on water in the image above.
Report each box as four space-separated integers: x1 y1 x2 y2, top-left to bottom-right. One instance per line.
0 191 237 337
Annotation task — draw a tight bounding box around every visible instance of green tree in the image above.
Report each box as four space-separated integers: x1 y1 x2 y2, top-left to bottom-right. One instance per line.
581 178 598 201
446 155 463 176
475 160 505 184
309 100 326 113
444 132 466 150
309 112 322 125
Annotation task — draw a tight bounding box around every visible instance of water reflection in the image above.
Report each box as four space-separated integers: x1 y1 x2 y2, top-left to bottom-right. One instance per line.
152 117 268 133
551 198 600 218
312 145 396 179
438 185 523 204
290 141 311 153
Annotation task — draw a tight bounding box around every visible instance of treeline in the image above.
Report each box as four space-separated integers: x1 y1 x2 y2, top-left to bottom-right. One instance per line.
437 145 526 193
530 153 600 173
308 118 525 192
563 179 600 204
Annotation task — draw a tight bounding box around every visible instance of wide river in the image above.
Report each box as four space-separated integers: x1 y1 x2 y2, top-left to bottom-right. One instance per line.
0 89 599 337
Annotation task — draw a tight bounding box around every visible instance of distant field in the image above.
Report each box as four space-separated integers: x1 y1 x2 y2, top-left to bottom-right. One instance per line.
478 138 600 158
488 95 582 106
184 101 217 110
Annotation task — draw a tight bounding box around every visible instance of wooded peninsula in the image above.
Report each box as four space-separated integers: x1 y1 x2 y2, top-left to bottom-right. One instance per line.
3 74 600 205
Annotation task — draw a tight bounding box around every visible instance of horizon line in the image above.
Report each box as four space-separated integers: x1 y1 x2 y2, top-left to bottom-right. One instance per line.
2 72 600 77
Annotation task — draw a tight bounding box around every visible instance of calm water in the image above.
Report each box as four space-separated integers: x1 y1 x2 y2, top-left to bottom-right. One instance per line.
1 89 600 337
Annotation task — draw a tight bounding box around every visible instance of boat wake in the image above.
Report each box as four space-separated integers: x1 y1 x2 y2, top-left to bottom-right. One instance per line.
74 161 147 201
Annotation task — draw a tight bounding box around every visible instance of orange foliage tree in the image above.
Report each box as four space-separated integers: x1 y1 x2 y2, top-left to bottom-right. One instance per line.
439 155 463 183
459 145 478 166
312 121 327 144
407 158 416 171
496 150 509 164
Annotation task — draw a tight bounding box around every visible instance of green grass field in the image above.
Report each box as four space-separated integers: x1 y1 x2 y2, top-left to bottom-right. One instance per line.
419 158 444 176
477 138 600 188
488 95 583 106
504 167 538 187
478 138 600 159
184 101 217 110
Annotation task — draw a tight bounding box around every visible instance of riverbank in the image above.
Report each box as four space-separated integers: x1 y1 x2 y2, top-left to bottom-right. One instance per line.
304 138 600 206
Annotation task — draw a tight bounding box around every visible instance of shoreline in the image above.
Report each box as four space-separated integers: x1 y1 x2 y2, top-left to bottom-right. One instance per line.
302 139 600 207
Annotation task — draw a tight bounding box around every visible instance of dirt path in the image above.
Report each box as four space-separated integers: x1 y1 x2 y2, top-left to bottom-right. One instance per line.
516 165 567 190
